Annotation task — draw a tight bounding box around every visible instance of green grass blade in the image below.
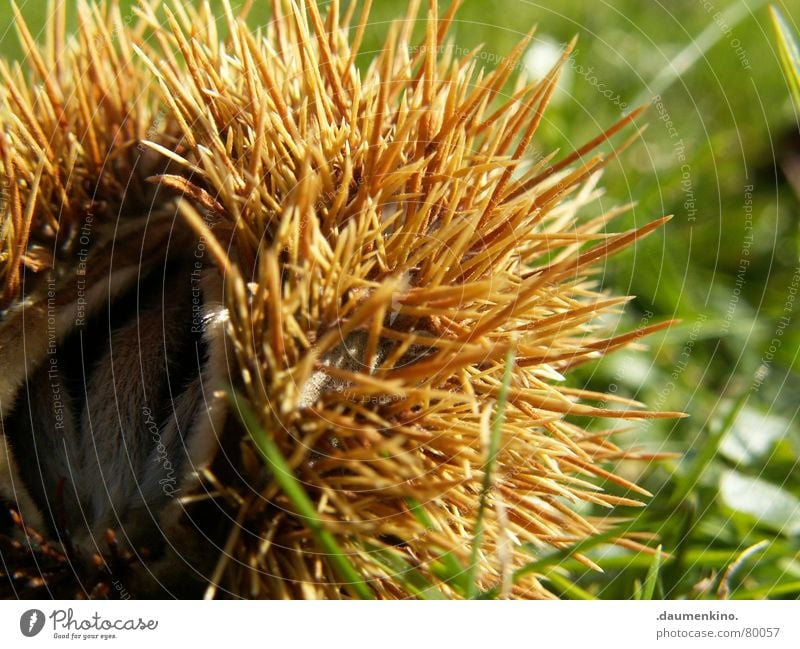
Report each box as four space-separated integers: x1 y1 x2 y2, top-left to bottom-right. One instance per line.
544 571 597 600
519 520 649 576
404 498 470 595
475 517 653 598
732 580 800 599
556 545 754 573
465 346 516 599
230 390 375 600
771 6 800 109
364 544 448 600
640 545 664 600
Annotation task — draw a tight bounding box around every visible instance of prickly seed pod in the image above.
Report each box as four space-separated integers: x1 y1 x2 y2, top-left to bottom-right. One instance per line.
0 0 681 599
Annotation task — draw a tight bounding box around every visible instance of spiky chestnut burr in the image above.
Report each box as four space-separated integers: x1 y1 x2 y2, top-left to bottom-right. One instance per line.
0 0 681 599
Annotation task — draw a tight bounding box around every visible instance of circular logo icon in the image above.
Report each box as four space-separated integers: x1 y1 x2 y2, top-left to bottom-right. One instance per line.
20 609 45 637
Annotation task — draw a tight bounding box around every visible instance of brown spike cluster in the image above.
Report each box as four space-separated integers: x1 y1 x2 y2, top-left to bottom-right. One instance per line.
1 0 679 599
0 1 174 308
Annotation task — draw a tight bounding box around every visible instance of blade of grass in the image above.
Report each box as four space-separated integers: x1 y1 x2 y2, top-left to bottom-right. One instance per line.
230 390 375 599
405 498 470 595
771 6 800 109
544 571 597 600
364 544 448 600
519 518 651 574
476 516 654 598
731 580 800 599
639 545 663 600
465 345 516 599
557 547 750 573
662 495 699 596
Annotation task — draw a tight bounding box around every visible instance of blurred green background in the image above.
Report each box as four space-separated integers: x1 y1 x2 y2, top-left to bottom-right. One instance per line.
2 0 799 599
